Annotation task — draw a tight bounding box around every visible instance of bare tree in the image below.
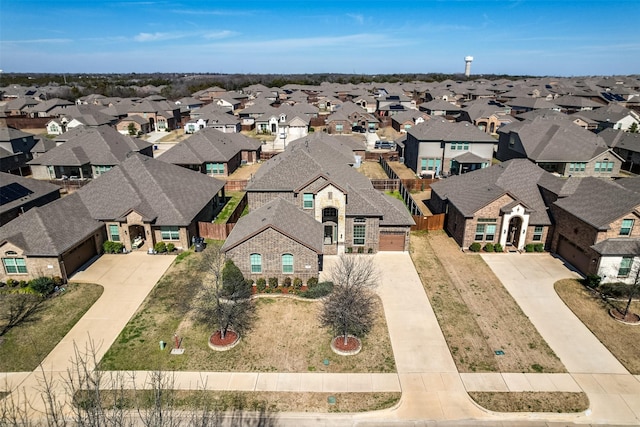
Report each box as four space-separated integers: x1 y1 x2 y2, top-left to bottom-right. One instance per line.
319 255 379 345
621 262 640 318
194 243 254 341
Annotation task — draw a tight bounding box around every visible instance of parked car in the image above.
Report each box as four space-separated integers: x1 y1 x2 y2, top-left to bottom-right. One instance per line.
351 125 365 133
374 140 395 150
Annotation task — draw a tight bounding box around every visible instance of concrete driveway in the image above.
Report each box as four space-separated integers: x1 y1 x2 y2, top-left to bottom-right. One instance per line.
481 253 627 375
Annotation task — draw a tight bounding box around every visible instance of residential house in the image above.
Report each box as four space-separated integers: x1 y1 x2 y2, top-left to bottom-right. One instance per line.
457 100 514 135
115 115 151 135
599 128 640 173
159 128 262 176
222 134 415 280
0 192 106 282
0 127 38 175
0 154 226 281
391 110 429 133
45 105 118 135
29 125 153 180
126 99 181 132
505 97 560 114
184 107 240 134
418 99 463 118
0 172 61 225
253 106 311 144
403 118 496 177
549 176 640 284
496 115 623 177
26 98 74 118
572 103 640 131
428 159 559 251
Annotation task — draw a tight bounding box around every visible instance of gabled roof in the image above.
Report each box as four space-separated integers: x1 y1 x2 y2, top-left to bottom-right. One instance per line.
506 97 559 110
498 115 612 162
0 193 103 256
592 238 640 256
408 118 496 143
28 125 151 166
159 128 259 165
430 159 560 224
76 154 225 226
221 197 323 253
599 128 640 153
553 177 640 230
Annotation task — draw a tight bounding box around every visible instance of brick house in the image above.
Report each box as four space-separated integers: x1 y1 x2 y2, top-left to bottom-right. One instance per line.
549 177 640 284
222 134 414 279
159 128 261 177
428 159 560 251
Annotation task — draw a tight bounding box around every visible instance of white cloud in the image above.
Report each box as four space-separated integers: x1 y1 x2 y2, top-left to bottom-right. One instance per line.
347 13 364 25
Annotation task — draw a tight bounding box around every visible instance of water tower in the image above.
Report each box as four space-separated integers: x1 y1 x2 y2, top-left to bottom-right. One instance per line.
464 56 474 77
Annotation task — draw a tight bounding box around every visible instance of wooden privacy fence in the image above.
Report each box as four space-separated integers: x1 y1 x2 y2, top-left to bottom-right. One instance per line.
224 179 249 192
370 179 400 191
198 222 235 240
411 214 445 231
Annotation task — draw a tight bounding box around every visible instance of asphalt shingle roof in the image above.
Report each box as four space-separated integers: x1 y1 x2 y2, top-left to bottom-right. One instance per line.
159 128 259 165
221 197 323 253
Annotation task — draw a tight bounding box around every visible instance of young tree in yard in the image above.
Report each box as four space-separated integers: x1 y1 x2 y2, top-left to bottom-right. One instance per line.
319 255 380 345
127 122 137 136
194 243 254 340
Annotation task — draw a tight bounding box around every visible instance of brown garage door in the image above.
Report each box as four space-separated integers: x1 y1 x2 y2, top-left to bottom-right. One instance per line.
62 237 97 276
379 231 406 251
557 236 590 275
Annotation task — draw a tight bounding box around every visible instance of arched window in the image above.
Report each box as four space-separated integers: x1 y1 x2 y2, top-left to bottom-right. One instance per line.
282 253 293 274
250 253 262 273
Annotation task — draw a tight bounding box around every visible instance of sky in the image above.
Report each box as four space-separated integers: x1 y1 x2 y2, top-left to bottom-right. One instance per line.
1 0 639 77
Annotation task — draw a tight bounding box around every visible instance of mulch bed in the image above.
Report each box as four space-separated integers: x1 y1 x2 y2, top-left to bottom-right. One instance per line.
609 308 640 324
209 330 239 346
332 336 360 352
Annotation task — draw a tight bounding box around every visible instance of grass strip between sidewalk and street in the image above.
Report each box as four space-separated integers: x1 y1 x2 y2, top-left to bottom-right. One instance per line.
554 279 640 374
469 392 589 413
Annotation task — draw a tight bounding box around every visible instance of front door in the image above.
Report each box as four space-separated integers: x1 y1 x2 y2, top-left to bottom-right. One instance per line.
507 217 522 247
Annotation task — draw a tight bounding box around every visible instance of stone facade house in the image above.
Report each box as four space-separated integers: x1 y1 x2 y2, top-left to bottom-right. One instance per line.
223 134 414 279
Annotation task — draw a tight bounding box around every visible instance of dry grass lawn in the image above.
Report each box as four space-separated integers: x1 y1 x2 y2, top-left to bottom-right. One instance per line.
410 231 565 374
226 163 262 180
100 251 395 374
357 161 389 179
0 283 103 372
469 392 588 413
555 279 640 374
386 161 417 179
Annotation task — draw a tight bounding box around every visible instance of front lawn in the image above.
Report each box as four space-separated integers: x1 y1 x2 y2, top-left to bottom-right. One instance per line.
0 283 103 371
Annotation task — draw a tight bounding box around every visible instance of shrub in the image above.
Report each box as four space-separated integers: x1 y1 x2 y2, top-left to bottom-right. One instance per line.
268 277 278 289
6 278 18 288
293 277 303 290
534 243 544 252
102 241 124 254
494 243 503 252
256 277 266 292
307 277 318 289
583 274 602 289
525 244 535 252
483 243 495 252
154 242 167 253
598 282 630 299
29 276 56 295
283 277 292 287
346 247 353 253
222 260 245 296
19 280 28 288
300 281 334 299
166 243 175 252
357 247 364 254
469 242 482 252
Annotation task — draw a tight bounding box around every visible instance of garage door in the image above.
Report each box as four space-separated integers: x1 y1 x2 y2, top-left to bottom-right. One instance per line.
379 231 406 251
62 237 97 276
557 236 590 274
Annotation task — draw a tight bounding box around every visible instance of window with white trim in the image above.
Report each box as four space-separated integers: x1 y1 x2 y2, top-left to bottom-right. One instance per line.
620 219 634 236
532 226 544 241
250 253 262 273
618 257 633 277
474 218 497 241
160 226 180 241
2 257 27 274
109 224 120 242
353 218 366 245
282 253 293 274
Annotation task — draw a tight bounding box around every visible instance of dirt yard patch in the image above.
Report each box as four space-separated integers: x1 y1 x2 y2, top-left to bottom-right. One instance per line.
387 161 417 179
227 163 262 180
555 279 640 374
410 231 565 374
357 161 388 179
